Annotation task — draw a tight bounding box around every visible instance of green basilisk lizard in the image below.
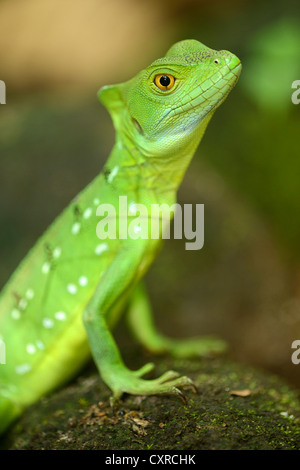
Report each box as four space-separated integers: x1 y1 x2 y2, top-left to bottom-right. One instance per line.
0 39 241 435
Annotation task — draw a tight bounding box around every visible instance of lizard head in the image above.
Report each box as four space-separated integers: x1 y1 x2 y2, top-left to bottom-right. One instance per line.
98 39 241 158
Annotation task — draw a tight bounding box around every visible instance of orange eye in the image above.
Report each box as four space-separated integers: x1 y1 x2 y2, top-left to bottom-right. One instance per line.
154 74 176 91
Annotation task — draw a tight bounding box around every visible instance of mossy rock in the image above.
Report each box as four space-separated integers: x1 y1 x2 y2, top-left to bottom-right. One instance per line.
1 350 299 450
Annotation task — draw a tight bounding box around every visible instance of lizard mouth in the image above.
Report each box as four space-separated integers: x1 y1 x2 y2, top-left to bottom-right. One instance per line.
182 61 242 114
156 61 241 134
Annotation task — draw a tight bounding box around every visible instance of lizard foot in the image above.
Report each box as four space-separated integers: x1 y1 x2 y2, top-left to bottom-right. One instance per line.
161 335 228 359
107 366 197 406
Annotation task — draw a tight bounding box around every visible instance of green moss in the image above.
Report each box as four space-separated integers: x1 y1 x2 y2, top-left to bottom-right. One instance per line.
1 351 298 450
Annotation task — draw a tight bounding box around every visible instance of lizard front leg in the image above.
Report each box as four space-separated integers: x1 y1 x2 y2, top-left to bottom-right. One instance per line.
82 250 196 404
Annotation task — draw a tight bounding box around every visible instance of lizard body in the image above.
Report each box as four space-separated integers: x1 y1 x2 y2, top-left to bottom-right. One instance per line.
0 39 241 434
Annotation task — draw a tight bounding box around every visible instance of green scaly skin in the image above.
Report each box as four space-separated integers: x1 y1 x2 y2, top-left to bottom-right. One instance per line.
0 39 241 435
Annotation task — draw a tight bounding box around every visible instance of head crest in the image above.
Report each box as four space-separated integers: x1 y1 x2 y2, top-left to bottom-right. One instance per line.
165 39 209 58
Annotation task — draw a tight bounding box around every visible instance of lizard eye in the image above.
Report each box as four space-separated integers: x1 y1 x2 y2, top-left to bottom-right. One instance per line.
154 74 176 91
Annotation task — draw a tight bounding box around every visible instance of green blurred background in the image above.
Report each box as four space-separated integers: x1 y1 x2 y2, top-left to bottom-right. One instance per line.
0 0 299 389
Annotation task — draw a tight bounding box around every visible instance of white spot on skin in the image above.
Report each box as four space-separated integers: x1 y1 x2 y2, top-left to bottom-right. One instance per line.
128 202 137 215
25 288 35 300
133 225 141 234
43 318 54 329
107 166 119 183
54 311 67 321
53 247 62 258
71 222 81 235
83 207 92 219
18 298 27 311
78 276 88 287
15 363 32 375
26 343 36 355
36 340 45 350
11 308 21 320
93 198 100 206
1 388 14 398
42 262 50 274
95 243 109 256
67 283 77 295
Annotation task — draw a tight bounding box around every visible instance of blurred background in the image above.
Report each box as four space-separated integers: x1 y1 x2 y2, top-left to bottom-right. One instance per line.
0 0 299 389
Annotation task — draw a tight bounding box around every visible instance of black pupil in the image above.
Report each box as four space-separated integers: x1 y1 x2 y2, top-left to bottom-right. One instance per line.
160 75 171 87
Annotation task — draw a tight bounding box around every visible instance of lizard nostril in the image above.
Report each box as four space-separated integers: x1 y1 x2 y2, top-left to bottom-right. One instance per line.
214 59 219 64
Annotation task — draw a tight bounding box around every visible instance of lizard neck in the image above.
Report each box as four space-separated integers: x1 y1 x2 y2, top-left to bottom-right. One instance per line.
104 115 211 205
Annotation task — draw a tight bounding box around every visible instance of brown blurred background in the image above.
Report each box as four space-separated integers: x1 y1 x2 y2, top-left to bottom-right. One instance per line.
0 0 300 389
